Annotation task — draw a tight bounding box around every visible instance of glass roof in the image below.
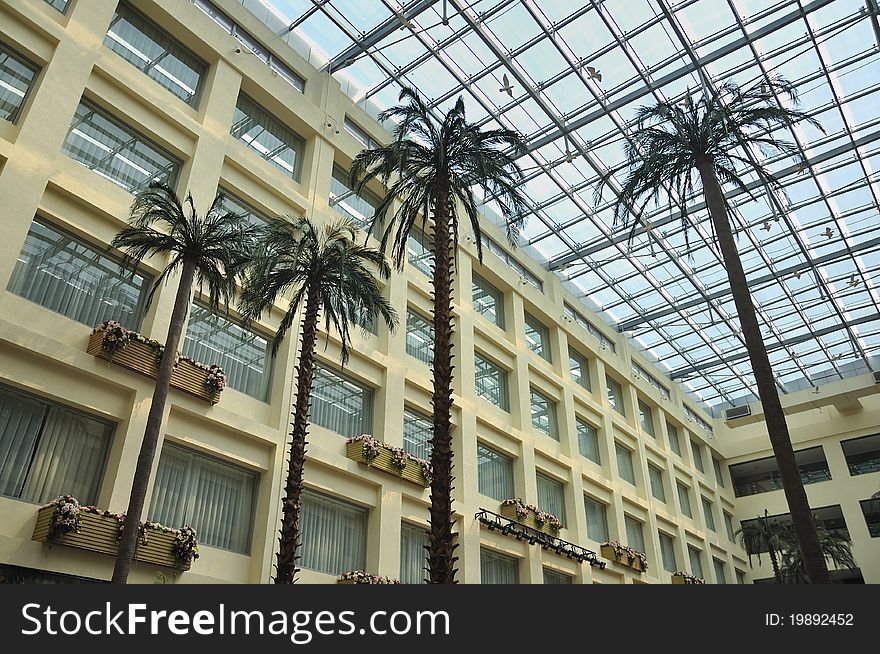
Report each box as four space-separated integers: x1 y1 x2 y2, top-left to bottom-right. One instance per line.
249 0 880 411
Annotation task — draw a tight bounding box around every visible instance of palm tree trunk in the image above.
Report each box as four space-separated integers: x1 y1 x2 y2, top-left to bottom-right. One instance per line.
427 180 458 583
696 159 830 584
768 543 782 583
274 281 321 584
112 260 196 584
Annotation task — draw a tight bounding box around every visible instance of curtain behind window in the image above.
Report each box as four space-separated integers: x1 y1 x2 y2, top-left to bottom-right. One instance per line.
399 522 427 584
480 549 518 584
300 489 367 575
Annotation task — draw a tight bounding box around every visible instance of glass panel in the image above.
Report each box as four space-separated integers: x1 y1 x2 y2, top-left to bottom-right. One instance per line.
648 464 666 502
524 312 550 362
474 354 509 411
691 440 705 472
61 98 180 192
311 365 372 437
400 522 427 584
576 419 600 464
713 458 726 487
477 443 513 500
659 532 676 572
0 43 39 123
713 558 727 584
667 423 682 456
569 350 591 391
480 549 518 584
638 400 655 437
677 483 692 517
688 546 704 579
8 219 148 328
217 189 271 227
300 489 367 575
530 388 558 440
330 164 380 233
536 473 565 522
543 569 571 584
729 446 832 497
402 407 432 460
606 377 625 415
702 497 716 531
43 0 69 12
584 496 609 542
841 434 880 476
616 442 635 484
231 93 305 180
405 309 433 366
625 516 645 553
724 511 736 541
407 229 433 276
472 273 504 328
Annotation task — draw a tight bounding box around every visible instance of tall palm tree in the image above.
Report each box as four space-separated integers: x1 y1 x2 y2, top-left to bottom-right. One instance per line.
241 215 396 584
110 182 257 583
735 510 787 583
602 78 830 583
778 522 857 583
351 87 529 583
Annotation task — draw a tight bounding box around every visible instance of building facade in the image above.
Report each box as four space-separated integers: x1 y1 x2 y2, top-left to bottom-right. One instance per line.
0 0 875 584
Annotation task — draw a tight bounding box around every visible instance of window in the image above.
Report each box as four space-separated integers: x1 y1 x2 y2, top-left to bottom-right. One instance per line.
625 516 645 553
729 446 832 497
536 473 565 522
606 376 625 415
474 353 509 411
584 496 609 542
724 511 736 541
62 98 180 192
713 558 727 584
405 309 433 366
343 116 380 149
300 489 367 575
576 418 600 464
403 407 432 461
483 235 543 291
407 229 433 276
543 569 571 584
631 361 670 400
182 304 271 401
658 532 676 572
0 385 112 505
677 482 692 517
568 349 591 391
530 388 558 440
311 365 372 437
738 506 851 551
524 312 550 362
713 457 726 487
400 523 427 584
330 164 380 233
735 569 746 585
231 94 305 180
667 422 682 456
701 497 716 531
688 546 704 578
563 302 615 352
43 0 69 12
477 443 513 500
472 273 504 328
217 189 271 228
638 400 655 437
9 219 148 327
616 442 635 485
104 3 206 106
149 443 256 554
841 433 880 476
648 464 666 502
0 42 39 123
859 499 880 537
691 440 704 472
480 549 518 584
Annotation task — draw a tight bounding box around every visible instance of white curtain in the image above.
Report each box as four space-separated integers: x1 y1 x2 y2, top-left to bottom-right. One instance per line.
403 408 432 460
543 569 571 584
8 219 146 327
149 444 256 554
300 489 366 575
659 532 677 572
714 558 727 584
576 419 600 464
476 443 512 500
0 390 46 499
536 473 565 522
688 546 704 578
310 366 372 437
399 523 427 584
584 496 608 542
616 443 635 483
480 549 518 584
625 517 645 552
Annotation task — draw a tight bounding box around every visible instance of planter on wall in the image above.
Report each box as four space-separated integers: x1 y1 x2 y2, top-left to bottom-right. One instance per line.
87 326 221 404
671 572 706 584
345 436 431 487
499 500 563 535
337 571 401 584
601 542 647 573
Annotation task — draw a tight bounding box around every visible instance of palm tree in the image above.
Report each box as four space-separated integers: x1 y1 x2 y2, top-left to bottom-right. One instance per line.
351 88 529 583
602 78 830 583
735 510 787 583
778 522 857 583
110 182 257 583
241 215 396 584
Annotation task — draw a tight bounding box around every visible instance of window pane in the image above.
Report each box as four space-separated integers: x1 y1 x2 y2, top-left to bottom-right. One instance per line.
648 464 666 502
472 273 504 328
576 419 600 464
480 549 518 584
667 423 681 456
638 400 655 436
400 522 427 584
713 558 726 584
584 496 609 542
62 98 180 192
616 442 635 484
524 312 550 362
149 443 256 554
182 304 271 401
606 377 625 415
691 440 704 472
105 2 206 106
625 516 645 553
736 569 746 584
543 569 571 584
231 93 305 180
677 482 692 517
688 546 704 578
403 408 432 460
300 489 367 575
702 497 716 531
713 458 726 487
43 0 68 12
0 42 39 123
8 219 148 328
659 532 676 572
530 388 558 440
217 189 271 228
474 353 509 411
330 164 380 233
405 309 433 366
569 350 591 391
536 473 565 522
477 443 513 500
407 229 433 276
724 511 736 541
311 365 372 437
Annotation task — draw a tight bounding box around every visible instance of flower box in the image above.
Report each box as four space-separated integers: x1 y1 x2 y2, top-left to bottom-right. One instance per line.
671 572 706 585
337 571 401 585
345 436 431 487
601 542 647 573
87 323 222 404
499 499 563 535
32 498 197 571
